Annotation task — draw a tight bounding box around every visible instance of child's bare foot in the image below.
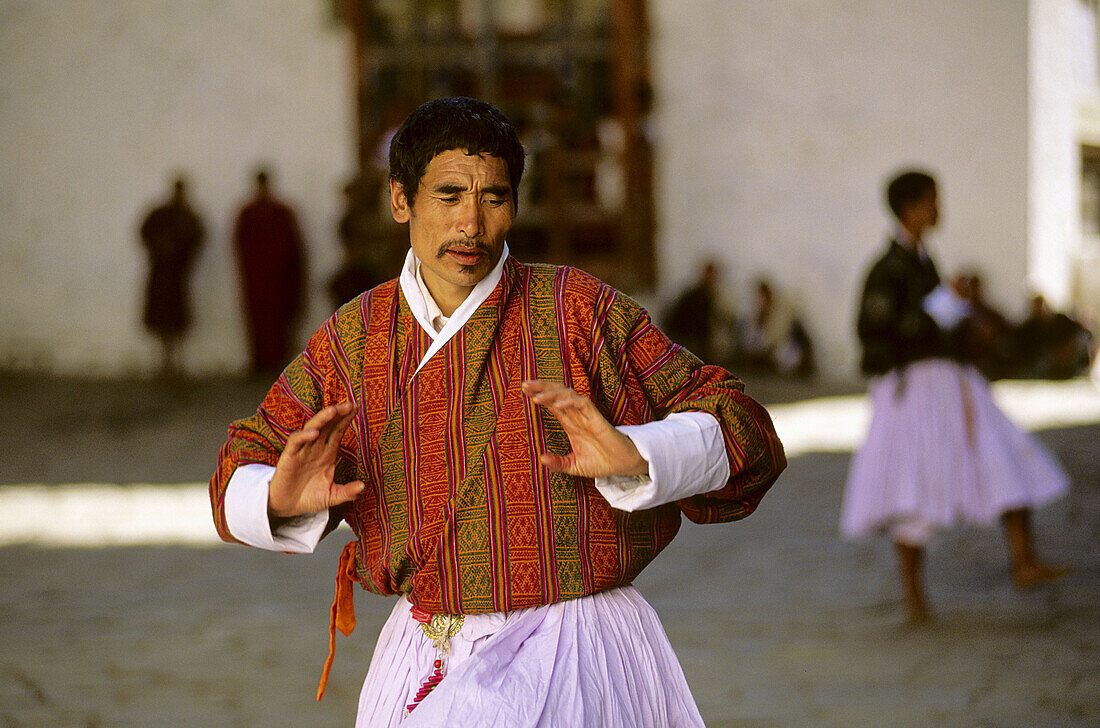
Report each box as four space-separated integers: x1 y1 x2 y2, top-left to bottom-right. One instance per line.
904 597 932 624
1013 562 1071 590
906 605 932 624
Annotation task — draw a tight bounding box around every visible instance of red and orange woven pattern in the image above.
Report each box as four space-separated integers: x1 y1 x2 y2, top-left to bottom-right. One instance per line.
210 258 785 615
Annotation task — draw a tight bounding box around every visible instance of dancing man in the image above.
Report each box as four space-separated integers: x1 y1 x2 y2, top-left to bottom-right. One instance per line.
211 97 785 726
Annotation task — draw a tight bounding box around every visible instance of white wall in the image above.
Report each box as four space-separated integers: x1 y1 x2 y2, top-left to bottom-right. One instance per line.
651 0 1033 377
1029 0 1097 309
0 1 353 375
0 0 1087 380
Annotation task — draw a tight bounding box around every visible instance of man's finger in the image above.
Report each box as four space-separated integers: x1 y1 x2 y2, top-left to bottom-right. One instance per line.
521 378 556 392
304 403 339 428
528 390 612 439
324 405 358 447
522 379 571 399
539 452 572 473
529 391 574 413
525 382 572 399
547 396 603 429
330 479 366 506
303 401 356 446
527 386 586 412
284 427 321 456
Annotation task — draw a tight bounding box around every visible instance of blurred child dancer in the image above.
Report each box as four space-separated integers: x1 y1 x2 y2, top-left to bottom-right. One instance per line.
841 169 1070 621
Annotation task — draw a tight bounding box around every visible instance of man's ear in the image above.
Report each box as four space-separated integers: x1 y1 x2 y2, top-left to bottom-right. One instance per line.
390 179 411 223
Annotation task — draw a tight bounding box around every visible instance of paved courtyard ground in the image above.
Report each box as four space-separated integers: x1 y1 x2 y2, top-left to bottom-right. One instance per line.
0 374 1096 727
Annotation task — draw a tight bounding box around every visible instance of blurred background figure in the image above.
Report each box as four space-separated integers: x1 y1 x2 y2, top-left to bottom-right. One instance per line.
594 113 626 215
842 169 1069 622
327 177 387 310
517 100 557 214
1013 293 1093 380
233 167 306 377
740 278 815 377
138 175 205 377
664 259 721 362
952 271 1014 380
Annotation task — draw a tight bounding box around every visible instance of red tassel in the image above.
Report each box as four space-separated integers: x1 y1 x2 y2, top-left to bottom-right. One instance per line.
406 660 446 713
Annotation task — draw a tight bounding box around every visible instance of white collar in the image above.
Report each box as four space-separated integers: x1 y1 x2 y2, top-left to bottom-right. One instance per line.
398 243 510 373
413 264 449 334
893 224 929 262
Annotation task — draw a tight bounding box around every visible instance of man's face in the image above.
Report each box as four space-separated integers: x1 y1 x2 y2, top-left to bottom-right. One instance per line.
390 149 514 312
903 188 939 234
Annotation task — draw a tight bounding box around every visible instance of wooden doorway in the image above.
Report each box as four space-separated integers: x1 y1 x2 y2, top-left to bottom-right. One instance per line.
343 0 654 292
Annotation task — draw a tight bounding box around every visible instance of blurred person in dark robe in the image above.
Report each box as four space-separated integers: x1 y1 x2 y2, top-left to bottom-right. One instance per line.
234 167 306 376
954 271 1013 380
328 177 386 309
139 176 205 376
740 278 815 376
1014 294 1093 379
664 260 719 361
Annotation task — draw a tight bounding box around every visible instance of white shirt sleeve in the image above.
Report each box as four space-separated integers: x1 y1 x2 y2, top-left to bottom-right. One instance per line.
594 411 730 512
223 463 329 553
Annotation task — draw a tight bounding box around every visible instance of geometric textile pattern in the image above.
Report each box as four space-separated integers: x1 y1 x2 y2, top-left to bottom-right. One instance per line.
211 258 786 614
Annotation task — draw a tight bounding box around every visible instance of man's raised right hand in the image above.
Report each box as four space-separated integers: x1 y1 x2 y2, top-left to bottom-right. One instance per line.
267 400 366 519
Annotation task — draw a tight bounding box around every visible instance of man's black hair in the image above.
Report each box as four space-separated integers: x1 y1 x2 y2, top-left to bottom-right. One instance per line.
388 97 526 211
885 169 937 219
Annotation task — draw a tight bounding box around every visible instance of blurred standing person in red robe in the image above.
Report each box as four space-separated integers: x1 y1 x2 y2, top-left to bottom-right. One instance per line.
139 175 205 376
233 167 306 376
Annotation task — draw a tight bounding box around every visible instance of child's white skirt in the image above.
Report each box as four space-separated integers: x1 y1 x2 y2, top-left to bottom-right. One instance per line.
841 358 1069 541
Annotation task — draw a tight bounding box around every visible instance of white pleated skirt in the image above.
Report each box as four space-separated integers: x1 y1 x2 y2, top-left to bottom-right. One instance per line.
841 358 1069 540
356 586 706 728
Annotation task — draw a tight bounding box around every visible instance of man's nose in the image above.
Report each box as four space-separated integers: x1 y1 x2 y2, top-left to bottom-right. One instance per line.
456 198 484 239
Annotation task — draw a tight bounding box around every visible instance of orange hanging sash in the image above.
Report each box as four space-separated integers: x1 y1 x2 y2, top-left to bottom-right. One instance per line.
316 540 359 701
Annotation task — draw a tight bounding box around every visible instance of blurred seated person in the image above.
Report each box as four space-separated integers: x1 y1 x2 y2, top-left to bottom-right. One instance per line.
740 278 814 376
954 271 1013 380
664 260 720 362
1014 294 1093 379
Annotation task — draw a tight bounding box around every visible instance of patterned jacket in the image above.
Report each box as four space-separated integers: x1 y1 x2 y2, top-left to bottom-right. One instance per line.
211 258 785 615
